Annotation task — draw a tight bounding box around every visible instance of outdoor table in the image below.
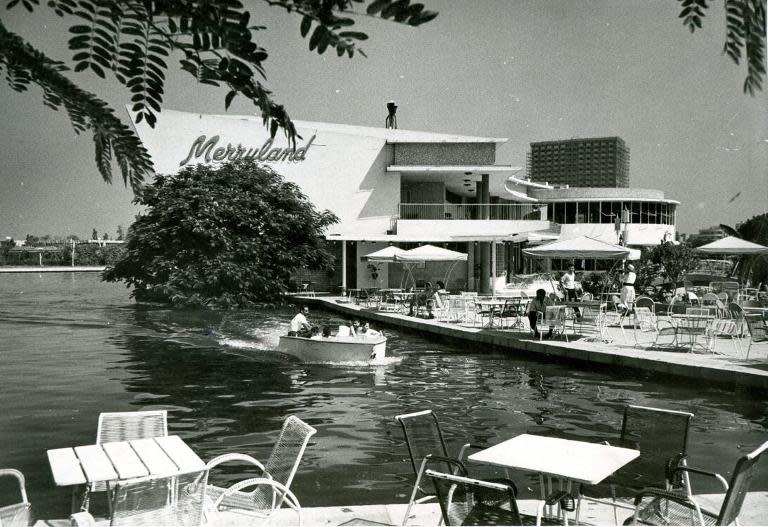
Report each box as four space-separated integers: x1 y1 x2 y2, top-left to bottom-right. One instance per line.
47 435 205 512
392 291 415 314
670 314 716 352
474 299 507 328
468 434 639 523
743 306 768 317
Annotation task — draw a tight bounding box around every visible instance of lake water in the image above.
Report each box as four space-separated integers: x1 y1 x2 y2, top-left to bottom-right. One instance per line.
1 273 767 520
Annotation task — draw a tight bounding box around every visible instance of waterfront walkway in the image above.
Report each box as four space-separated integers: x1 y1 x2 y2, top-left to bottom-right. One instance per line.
32 492 768 526
301 296 768 391
0 266 105 273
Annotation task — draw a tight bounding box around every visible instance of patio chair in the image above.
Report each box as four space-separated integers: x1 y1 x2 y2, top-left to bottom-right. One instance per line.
581 292 594 301
0 469 32 527
577 303 610 343
204 415 315 520
395 410 507 526
707 318 743 355
498 298 527 330
206 478 302 526
426 469 550 527
744 315 768 360
578 405 693 525
633 307 676 348
91 411 168 503
474 300 499 328
635 296 655 313
627 439 768 526
70 469 208 527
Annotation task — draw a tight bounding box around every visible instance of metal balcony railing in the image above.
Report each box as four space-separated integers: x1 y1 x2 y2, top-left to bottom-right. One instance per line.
398 203 543 221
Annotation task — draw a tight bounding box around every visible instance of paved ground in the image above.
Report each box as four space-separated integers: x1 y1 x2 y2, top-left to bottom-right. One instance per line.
0 266 105 273
34 491 768 526
303 296 768 391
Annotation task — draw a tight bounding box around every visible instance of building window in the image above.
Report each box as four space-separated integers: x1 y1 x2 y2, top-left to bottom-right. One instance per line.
577 202 588 223
565 202 576 223
589 202 601 223
554 202 565 224
631 202 641 223
601 202 612 224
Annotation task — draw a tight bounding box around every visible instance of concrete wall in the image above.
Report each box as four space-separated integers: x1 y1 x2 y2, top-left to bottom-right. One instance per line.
393 143 496 165
356 242 390 289
558 223 675 245
400 181 445 203
530 187 672 201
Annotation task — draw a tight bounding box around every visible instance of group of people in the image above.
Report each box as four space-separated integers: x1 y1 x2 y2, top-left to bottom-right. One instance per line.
288 305 380 339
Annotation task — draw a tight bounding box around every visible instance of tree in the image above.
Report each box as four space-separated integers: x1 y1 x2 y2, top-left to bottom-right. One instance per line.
91 228 98 240
102 232 109 241
646 241 701 291
0 1 437 192
103 160 339 306
737 212 768 285
677 0 766 95
116 225 124 241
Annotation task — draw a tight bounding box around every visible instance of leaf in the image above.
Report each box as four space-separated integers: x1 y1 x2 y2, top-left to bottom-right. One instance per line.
367 0 391 15
224 89 236 109
300 15 311 37
338 31 368 40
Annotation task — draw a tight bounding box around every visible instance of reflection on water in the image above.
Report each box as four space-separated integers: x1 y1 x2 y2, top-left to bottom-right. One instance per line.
0 273 766 519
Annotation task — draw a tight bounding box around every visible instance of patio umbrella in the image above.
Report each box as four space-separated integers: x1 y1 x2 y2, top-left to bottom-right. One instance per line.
394 244 468 290
696 236 768 255
362 246 409 262
523 236 641 260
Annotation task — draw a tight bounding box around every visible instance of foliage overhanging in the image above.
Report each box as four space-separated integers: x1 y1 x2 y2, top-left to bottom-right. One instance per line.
0 0 437 192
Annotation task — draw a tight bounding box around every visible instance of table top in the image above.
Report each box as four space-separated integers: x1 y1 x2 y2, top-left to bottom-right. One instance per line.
467 434 639 485
47 435 205 486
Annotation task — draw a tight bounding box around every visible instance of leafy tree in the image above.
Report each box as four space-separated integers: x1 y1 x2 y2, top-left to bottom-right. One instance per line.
91 228 98 240
0 1 437 192
646 241 701 290
103 160 339 306
116 225 124 241
737 212 768 285
102 232 109 240
677 0 766 95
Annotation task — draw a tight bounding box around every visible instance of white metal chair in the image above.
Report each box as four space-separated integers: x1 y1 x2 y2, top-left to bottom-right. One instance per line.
204 416 316 522
71 470 207 527
633 307 676 348
744 315 768 360
0 469 32 527
208 478 302 526
91 410 168 504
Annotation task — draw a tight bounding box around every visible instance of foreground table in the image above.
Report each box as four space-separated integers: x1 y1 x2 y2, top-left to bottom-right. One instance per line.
469 433 639 523
47 435 205 511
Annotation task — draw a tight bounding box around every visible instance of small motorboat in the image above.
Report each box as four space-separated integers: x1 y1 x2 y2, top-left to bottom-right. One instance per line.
277 334 387 362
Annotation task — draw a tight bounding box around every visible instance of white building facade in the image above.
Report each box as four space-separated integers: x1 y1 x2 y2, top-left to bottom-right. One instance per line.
132 108 678 292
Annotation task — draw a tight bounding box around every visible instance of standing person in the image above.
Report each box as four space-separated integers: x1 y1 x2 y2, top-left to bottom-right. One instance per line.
620 263 637 312
288 305 311 336
561 265 577 300
526 288 553 339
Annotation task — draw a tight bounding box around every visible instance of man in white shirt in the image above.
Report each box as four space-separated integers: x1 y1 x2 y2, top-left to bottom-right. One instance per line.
288 305 312 336
560 264 577 302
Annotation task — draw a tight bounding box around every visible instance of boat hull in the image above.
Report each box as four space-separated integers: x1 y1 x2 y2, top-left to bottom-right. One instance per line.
277 336 387 362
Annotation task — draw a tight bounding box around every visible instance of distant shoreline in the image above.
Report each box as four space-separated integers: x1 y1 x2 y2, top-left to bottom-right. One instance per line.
0 266 106 273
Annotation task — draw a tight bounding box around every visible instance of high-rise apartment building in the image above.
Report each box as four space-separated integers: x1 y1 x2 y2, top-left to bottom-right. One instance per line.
527 137 630 188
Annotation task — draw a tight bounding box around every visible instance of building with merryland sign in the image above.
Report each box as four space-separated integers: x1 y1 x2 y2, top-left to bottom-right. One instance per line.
130 105 679 294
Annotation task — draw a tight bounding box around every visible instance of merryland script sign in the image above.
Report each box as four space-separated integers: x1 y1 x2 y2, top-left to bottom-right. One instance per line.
179 134 315 166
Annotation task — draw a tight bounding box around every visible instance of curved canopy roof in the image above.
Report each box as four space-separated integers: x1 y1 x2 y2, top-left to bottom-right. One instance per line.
696 236 768 255
523 236 641 260
394 244 468 262
362 246 409 262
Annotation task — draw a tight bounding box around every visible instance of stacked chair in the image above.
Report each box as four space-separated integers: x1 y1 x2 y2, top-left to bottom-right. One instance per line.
0 469 32 527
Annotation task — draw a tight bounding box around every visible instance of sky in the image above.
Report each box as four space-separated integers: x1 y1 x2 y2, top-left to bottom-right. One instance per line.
1 0 766 240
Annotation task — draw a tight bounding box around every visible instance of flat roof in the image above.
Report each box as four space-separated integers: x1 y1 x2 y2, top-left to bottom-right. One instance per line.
387 165 521 174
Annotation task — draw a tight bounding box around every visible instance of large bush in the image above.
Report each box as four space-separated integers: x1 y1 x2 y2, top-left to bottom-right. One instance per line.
104 161 338 306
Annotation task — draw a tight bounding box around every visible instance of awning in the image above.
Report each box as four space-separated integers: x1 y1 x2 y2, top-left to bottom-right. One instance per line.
696 236 768 255
361 246 409 262
394 244 468 262
523 235 640 260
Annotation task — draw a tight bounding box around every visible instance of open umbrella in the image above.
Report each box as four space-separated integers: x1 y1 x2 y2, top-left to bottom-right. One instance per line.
696 236 768 255
523 236 640 260
394 244 468 290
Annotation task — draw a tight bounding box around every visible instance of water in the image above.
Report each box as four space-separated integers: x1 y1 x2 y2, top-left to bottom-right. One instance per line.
1 273 767 520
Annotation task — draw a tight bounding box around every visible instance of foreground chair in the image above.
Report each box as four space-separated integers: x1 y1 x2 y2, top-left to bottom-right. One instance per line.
205 415 316 521
627 440 768 526
744 315 767 360
0 469 32 527
71 470 207 527
578 405 693 525
426 468 549 526
91 410 168 507
207 478 302 526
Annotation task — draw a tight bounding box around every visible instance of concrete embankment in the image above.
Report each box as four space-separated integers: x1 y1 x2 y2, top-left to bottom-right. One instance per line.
0 266 106 273
300 296 768 392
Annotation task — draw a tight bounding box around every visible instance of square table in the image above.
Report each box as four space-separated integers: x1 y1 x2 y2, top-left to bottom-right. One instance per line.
48 435 206 511
468 434 639 523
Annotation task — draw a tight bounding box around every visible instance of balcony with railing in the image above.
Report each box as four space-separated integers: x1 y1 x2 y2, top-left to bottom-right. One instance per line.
398 203 543 221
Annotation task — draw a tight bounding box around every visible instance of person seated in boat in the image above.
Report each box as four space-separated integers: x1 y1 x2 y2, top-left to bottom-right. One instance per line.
309 326 322 339
288 305 312 337
360 321 380 337
407 282 443 318
322 325 332 338
526 288 554 339
352 319 361 335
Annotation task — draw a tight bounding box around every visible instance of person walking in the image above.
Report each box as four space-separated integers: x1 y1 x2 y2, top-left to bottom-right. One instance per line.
620 263 637 312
